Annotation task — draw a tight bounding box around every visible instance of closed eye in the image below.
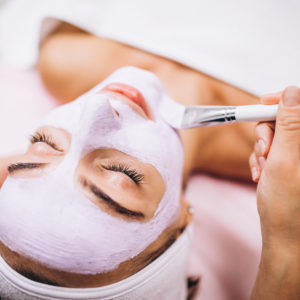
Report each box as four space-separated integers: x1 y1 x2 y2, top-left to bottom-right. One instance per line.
102 164 144 185
79 177 145 220
30 132 63 152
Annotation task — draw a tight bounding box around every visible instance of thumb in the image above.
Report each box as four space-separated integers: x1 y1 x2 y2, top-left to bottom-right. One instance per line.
270 86 300 162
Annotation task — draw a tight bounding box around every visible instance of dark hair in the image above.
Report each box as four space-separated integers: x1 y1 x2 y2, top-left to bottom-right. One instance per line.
16 268 59 286
187 276 200 300
16 226 201 297
143 226 200 300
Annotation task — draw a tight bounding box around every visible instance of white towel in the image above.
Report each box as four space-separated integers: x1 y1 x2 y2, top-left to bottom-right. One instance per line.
1 0 300 95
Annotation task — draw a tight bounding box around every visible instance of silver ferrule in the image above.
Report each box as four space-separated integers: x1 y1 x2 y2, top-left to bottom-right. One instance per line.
181 106 237 129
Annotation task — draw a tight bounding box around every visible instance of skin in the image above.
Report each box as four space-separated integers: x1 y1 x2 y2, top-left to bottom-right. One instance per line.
249 87 300 299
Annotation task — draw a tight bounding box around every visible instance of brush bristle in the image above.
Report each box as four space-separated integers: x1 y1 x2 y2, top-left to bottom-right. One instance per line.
158 96 185 129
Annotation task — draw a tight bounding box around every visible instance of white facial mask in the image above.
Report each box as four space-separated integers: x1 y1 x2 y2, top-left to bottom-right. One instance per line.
0 225 192 300
0 67 184 275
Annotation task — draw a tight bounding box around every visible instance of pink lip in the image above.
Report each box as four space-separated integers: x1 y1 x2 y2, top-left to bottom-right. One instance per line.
102 83 150 118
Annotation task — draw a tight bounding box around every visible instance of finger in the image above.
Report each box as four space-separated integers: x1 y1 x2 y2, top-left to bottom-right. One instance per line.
260 91 282 105
254 141 262 158
270 87 300 163
254 141 266 170
254 122 275 157
249 152 260 182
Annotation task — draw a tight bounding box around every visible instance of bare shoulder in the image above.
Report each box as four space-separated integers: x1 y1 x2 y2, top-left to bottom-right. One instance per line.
177 71 259 181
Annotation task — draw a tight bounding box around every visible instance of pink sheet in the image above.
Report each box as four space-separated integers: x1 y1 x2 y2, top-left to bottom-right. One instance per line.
0 64 261 299
186 175 260 299
0 63 58 156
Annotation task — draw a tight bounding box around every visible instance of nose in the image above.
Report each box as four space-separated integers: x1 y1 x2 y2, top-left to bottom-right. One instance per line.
112 107 120 117
69 94 122 155
59 95 122 178
77 94 121 136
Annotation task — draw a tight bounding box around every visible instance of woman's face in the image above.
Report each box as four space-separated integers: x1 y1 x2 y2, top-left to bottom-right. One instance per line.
0 67 188 287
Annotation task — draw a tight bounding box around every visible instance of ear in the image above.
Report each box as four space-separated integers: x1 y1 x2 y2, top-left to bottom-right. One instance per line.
180 195 192 228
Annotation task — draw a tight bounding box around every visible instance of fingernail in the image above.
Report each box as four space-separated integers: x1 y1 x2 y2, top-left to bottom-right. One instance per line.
282 87 300 107
259 156 265 169
251 167 258 181
258 139 266 155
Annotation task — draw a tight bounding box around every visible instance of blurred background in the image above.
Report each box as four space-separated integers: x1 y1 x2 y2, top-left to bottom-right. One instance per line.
0 1 299 299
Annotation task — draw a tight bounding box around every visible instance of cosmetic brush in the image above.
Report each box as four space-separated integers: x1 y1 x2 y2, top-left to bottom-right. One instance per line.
159 97 278 129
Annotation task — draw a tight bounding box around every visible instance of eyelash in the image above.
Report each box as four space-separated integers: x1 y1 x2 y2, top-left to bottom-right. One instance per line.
103 164 144 184
30 132 63 152
29 133 143 184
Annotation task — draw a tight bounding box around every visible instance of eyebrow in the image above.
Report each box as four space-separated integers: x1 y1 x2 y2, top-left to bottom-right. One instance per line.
80 177 145 220
7 162 46 174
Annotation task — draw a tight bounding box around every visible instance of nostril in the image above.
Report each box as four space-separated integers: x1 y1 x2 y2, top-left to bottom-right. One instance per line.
113 109 120 117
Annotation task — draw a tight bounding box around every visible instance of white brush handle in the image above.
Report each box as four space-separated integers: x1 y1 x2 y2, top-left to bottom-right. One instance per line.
180 104 279 128
235 104 278 122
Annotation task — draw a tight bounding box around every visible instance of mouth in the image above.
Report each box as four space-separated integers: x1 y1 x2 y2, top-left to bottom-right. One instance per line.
102 83 151 118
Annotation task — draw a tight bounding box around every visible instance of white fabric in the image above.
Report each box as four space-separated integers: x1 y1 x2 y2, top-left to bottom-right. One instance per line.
1 0 300 96
0 225 192 300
